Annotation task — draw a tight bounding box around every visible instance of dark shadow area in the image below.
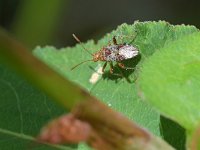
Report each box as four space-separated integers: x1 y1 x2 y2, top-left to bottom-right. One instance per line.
1 0 200 47
160 116 186 150
102 54 141 83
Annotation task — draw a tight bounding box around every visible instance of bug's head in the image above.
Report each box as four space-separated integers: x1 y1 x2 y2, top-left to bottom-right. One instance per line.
92 52 101 62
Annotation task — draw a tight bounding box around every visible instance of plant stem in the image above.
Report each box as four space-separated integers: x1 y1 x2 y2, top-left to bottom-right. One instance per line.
0 28 89 110
73 99 175 150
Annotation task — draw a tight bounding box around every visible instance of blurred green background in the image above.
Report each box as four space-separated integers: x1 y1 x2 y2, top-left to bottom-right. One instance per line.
0 0 200 49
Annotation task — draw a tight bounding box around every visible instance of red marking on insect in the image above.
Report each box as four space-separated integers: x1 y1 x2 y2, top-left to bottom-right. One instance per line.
71 34 139 74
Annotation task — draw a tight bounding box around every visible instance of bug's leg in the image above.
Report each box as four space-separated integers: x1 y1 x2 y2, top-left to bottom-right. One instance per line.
109 62 125 78
115 64 131 83
102 62 107 73
113 36 117 45
118 63 135 70
109 62 114 74
106 35 118 46
107 62 131 83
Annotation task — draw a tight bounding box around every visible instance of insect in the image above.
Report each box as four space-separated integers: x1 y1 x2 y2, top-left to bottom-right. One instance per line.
71 34 139 75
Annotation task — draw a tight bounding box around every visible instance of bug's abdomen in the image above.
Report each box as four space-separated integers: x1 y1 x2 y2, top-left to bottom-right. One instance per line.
104 44 139 62
118 45 138 60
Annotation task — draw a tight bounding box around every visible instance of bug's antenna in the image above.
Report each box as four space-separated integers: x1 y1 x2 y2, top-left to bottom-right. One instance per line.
72 34 93 56
71 59 93 70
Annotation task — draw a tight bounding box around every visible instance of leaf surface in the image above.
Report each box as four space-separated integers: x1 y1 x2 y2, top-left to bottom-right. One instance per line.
138 32 200 131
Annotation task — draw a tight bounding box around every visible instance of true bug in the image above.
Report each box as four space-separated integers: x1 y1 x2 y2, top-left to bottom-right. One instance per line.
71 34 139 74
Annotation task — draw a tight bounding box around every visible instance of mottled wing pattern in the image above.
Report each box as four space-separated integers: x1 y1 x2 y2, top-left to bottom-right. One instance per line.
104 45 119 61
118 45 138 60
104 44 138 62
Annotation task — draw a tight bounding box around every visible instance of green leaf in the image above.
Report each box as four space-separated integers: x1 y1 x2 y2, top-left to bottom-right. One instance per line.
1 21 198 149
0 65 76 150
138 32 200 131
34 46 160 150
33 21 199 149
33 23 162 137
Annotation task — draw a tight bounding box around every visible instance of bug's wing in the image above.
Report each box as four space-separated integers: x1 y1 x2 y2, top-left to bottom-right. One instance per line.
119 45 138 59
